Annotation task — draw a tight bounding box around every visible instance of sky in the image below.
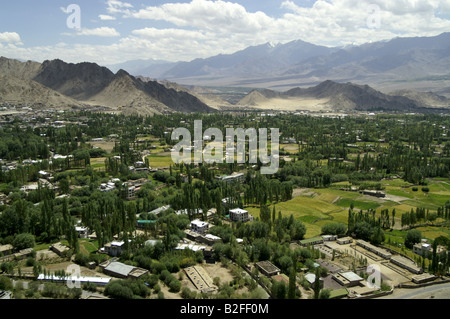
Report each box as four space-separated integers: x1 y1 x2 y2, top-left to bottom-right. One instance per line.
1 0 450 66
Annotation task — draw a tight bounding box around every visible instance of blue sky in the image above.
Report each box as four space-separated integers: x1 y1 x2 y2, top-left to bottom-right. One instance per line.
1 0 450 66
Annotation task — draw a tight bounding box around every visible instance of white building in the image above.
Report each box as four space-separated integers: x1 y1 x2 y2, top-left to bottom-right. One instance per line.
229 208 253 223
191 219 209 234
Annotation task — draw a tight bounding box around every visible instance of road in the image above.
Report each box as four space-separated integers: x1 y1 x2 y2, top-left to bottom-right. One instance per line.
379 283 450 299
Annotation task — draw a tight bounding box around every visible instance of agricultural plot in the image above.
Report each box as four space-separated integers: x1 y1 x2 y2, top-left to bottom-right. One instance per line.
255 178 450 241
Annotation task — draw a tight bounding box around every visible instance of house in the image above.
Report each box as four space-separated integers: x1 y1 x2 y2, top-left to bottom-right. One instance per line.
50 243 70 256
305 273 324 288
100 260 148 279
148 205 171 216
202 234 222 245
229 208 253 223
217 173 245 184
191 219 209 234
256 261 281 277
360 190 386 198
38 170 51 180
413 242 446 258
126 185 135 199
102 241 127 257
322 235 337 241
337 237 353 245
0 244 13 257
75 226 89 239
332 271 363 287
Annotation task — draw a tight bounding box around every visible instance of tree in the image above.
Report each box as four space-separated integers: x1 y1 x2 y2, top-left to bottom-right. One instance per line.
319 289 331 299
321 223 347 236
288 267 297 299
260 205 271 225
271 280 287 299
405 230 422 249
313 268 321 299
12 233 35 250
370 227 385 245
59 177 70 194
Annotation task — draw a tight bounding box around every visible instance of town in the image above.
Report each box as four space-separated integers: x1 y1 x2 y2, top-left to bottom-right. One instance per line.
0 107 449 300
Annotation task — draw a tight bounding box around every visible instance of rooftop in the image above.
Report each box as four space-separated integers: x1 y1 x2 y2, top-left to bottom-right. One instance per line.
104 262 136 277
341 271 363 282
229 208 248 214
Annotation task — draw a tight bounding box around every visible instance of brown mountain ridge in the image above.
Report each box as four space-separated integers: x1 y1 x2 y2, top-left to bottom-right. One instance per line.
0 57 215 115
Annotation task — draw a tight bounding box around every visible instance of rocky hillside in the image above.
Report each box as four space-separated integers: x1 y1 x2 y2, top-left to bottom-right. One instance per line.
0 74 83 108
0 57 215 115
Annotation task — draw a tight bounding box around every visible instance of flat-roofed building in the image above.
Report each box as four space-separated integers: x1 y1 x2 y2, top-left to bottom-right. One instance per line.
256 261 281 277
229 208 252 223
149 205 171 216
0 244 13 256
191 219 209 234
100 260 148 279
332 271 363 287
356 240 392 259
390 255 423 274
102 241 126 257
299 236 324 247
337 237 353 245
51 243 70 257
412 273 436 284
322 235 337 241
413 243 447 258
75 226 89 239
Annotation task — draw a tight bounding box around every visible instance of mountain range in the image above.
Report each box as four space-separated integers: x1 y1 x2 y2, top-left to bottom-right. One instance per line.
116 32 450 94
1 32 450 115
0 57 214 115
236 80 450 112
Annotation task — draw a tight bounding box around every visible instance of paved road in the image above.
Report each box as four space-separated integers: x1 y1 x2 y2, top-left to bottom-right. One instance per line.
379 283 450 299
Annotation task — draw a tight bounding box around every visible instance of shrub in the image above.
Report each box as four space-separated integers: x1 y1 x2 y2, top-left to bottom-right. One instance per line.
168 279 182 293
12 233 35 250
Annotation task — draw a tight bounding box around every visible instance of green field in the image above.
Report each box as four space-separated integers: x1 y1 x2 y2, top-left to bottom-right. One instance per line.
146 154 175 168
249 178 450 241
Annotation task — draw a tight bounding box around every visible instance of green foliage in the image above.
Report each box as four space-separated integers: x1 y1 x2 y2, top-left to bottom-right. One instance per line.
104 279 150 299
405 230 422 249
321 223 347 236
12 233 35 250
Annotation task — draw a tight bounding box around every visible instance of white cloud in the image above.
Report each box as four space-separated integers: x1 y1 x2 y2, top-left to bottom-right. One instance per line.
3 0 450 66
0 32 22 45
99 14 117 21
106 0 133 14
127 0 273 34
77 27 120 37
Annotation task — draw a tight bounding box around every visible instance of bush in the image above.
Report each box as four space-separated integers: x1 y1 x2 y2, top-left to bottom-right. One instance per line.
321 223 347 236
0 276 13 291
104 281 134 299
412 187 418 192
168 278 182 293
12 233 35 250
421 187 430 193
74 253 89 267
405 230 422 249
